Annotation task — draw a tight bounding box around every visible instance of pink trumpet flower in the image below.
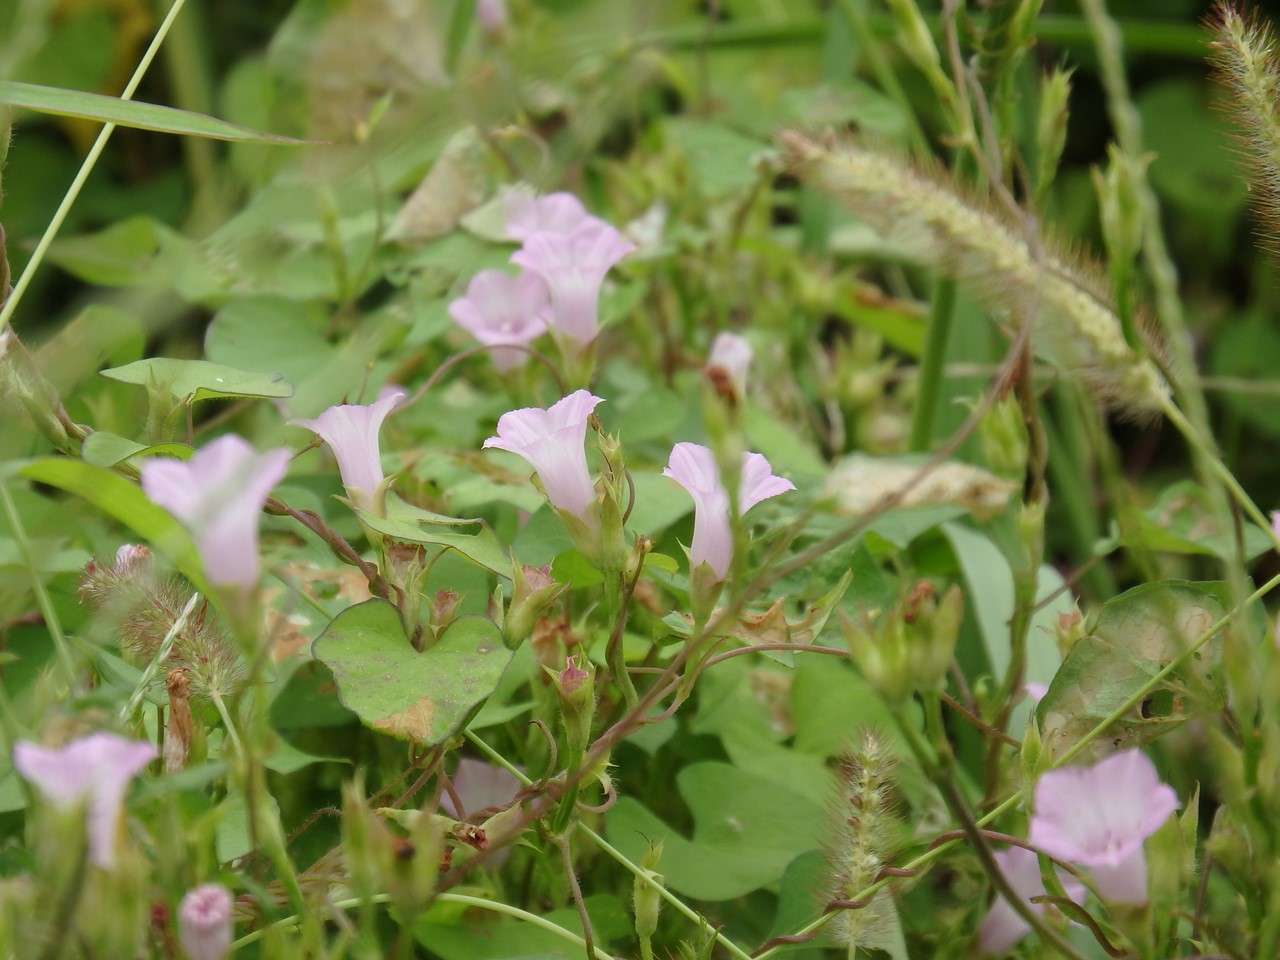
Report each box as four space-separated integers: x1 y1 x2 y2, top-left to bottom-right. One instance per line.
447 270 550 371
663 442 795 581
14 732 157 868
483 390 604 520
978 846 1085 954
1029 750 1179 905
504 191 589 241
511 219 635 348
141 435 290 588
291 392 404 512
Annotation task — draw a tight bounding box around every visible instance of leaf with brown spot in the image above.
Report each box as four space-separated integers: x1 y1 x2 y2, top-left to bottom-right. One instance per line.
1037 581 1227 762
313 600 512 746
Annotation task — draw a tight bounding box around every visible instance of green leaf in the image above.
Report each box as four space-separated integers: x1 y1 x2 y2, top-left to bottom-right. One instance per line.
18 458 211 595
358 493 510 577
81 432 193 468
1110 480 1272 562
101 358 294 403
312 600 512 746
605 761 824 900
1037 581 1227 762
0 80 313 143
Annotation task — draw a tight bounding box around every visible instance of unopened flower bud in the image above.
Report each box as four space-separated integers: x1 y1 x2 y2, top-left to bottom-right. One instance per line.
1036 66 1074 199
1055 606 1085 656
504 564 564 650
547 655 595 753
428 590 462 641
1094 144 1148 278
979 395 1028 480
633 841 664 944
178 884 233 960
842 581 963 703
113 544 152 576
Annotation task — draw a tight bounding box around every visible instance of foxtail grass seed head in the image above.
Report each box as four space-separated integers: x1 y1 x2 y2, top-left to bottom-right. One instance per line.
780 132 1169 416
824 732 900 949
1209 3 1280 262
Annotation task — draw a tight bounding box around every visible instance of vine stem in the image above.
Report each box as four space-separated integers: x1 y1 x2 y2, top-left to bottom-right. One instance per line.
0 0 192 334
757 570 1280 960
231 892 615 959
465 732 757 960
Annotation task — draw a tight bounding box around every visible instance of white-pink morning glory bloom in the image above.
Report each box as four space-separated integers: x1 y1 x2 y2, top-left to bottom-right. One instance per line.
663 442 795 581
178 883 234 960
511 219 635 348
141 435 290 588
706 331 753 399
1029 750 1179 905
447 270 550 371
504 191 589 241
14 732 157 868
291 392 404 511
483 390 603 520
978 846 1085 954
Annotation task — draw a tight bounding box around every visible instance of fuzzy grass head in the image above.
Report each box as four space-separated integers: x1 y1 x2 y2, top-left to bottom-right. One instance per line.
779 131 1170 417
1208 2 1280 265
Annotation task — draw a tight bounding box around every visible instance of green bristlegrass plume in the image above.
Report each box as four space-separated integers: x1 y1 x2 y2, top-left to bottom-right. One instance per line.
780 131 1169 416
1208 2 1280 262
824 732 901 952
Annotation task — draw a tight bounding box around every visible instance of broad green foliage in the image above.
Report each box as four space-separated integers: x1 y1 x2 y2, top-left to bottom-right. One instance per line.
314 599 512 746
2 1 1280 959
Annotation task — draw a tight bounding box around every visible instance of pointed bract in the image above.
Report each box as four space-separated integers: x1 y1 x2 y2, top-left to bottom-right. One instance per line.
141 435 290 588
291 393 404 510
14 732 157 868
483 390 603 520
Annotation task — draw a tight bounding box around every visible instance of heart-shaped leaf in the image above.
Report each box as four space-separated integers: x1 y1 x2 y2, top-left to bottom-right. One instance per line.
312 600 511 746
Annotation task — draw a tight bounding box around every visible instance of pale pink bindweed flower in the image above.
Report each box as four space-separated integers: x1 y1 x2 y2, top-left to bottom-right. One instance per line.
447 270 550 371
706 331 753 399
141 435 290 588
511 219 635 348
977 845 1085 954
504 191 589 241
291 392 405 512
13 732 157 868
440 758 523 819
483 390 604 520
663 442 794 581
178 883 234 960
1029 750 1179 905
1024 681 1049 703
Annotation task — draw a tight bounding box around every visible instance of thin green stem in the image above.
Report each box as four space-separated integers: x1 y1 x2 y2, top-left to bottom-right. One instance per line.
896 703 1087 960
1058 570 1280 769
835 0 929 155
0 0 191 333
465 732 756 960
231 892 615 959
0 482 77 685
909 277 957 452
